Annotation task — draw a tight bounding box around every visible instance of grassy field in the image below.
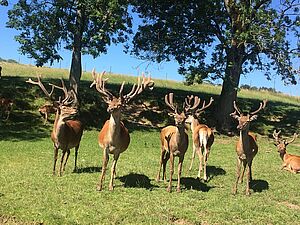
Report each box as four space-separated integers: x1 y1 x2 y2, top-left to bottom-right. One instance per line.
0 62 299 224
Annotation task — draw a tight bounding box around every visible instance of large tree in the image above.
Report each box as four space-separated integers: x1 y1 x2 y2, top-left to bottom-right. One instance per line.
131 0 300 132
7 0 132 93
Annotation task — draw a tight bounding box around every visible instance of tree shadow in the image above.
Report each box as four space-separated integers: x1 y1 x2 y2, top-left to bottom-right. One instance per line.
181 177 212 192
75 166 101 174
206 165 226 182
250 179 269 192
118 173 158 190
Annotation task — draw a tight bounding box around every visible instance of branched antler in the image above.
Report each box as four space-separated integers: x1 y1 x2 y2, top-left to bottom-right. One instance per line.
250 99 267 115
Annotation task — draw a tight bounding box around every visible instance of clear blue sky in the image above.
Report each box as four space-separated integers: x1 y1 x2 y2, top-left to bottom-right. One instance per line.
1 2 299 96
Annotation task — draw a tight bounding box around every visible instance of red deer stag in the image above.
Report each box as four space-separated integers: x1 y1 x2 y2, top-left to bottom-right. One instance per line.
273 130 300 174
157 93 200 192
185 96 214 181
230 99 267 195
0 97 13 121
26 76 83 176
90 70 154 191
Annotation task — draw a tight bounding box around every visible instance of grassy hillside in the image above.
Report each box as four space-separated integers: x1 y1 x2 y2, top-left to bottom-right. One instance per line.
0 62 299 224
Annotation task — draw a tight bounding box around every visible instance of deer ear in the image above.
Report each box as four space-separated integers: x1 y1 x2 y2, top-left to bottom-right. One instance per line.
230 113 239 120
250 115 258 121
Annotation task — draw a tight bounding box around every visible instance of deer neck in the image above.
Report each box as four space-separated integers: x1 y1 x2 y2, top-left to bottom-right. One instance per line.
280 151 287 161
52 111 70 138
190 117 200 134
239 128 250 152
175 124 186 142
108 111 122 137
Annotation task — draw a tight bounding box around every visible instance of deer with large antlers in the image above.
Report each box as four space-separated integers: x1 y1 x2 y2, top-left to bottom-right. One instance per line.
90 70 154 191
156 93 200 192
26 76 83 176
230 99 267 195
273 130 300 174
185 96 214 181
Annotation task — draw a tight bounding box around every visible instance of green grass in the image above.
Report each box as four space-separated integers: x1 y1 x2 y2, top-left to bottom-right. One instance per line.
0 62 300 224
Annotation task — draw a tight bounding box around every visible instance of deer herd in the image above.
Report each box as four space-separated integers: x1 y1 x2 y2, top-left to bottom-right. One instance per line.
2 70 293 196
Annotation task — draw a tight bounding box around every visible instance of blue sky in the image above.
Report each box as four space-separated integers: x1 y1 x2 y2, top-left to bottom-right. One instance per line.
0 2 299 96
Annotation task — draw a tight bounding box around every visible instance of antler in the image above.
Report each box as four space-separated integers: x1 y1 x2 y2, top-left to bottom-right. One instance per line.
90 70 114 102
250 99 267 115
286 133 298 145
26 75 55 99
121 73 154 103
273 130 281 144
233 101 242 116
184 95 201 113
195 97 214 114
165 92 177 112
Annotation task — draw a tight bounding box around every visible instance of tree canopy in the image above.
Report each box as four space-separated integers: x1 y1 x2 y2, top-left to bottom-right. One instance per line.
7 0 133 93
131 0 300 131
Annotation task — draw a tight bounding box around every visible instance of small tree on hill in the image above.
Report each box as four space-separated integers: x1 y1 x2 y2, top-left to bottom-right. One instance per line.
7 0 132 94
131 0 300 132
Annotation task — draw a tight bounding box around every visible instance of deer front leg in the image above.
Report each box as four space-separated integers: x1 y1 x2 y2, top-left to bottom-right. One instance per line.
189 143 196 171
53 146 58 176
59 150 67 176
63 150 70 173
245 163 251 196
109 153 120 191
239 160 247 184
177 155 184 192
167 152 174 192
73 145 79 172
232 157 242 195
97 147 109 191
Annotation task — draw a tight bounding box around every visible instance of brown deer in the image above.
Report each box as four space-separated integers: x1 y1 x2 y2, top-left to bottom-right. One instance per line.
39 103 57 124
90 70 154 191
26 75 83 176
185 96 214 181
230 99 267 195
156 93 200 192
273 130 300 174
0 97 13 121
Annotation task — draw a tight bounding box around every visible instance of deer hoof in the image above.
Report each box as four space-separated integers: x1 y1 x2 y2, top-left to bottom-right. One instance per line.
167 187 172 193
176 188 181 193
96 185 102 191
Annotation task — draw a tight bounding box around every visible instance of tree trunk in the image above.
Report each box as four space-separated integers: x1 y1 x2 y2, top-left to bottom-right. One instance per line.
69 8 84 94
215 48 243 133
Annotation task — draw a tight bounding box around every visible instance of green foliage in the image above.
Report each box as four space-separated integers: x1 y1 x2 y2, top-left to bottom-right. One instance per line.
6 0 132 66
131 0 300 85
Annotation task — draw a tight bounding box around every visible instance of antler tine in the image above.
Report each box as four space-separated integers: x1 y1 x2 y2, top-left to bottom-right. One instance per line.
26 74 55 99
122 76 141 102
273 129 281 143
197 97 214 112
233 101 242 115
49 79 69 102
184 95 201 113
165 93 177 112
286 133 298 145
250 99 267 115
90 70 114 100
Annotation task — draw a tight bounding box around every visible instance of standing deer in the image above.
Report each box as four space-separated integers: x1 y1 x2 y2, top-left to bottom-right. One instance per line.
157 93 200 192
0 97 13 121
230 99 267 195
90 70 154 191
273 130 300 174
39 103 57 124
185 96 214 181
26 76 83 176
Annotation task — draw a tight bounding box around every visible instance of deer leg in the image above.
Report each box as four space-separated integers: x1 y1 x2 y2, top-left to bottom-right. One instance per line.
162 151 170 183
44 113 48 125
232 157 242 195
73 145 79 172
156 148 165 182
109 153 120 191
59 150 67 176
196 147 203 179
53 146 59 176
97 147 109 191
248 160 253 182
239 160 247 184
177 155 184 193
63 149 70 173
189 143 196 171
167 152 174 192
203 147 208 182
245 163 251 196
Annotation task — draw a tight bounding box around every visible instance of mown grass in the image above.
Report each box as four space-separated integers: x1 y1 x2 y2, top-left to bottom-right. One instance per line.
0 62 299 224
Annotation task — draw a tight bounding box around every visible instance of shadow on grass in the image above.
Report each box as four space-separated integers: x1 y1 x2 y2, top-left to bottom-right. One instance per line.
75 166 101 174
206 165 226 182
181 177 212 192
0 193 4 197
250 179 269 192
118 173 158 190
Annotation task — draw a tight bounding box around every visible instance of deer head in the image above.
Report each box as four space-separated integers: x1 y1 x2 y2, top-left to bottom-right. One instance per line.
165 93 201 127
184 95 214 124
273 130 298 153
90 70 154 114
230 100 267 131
26 75 79 120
